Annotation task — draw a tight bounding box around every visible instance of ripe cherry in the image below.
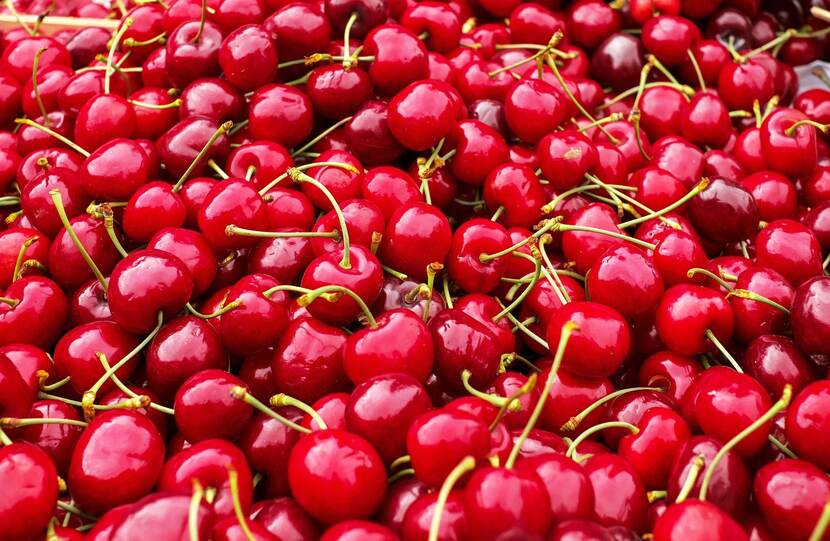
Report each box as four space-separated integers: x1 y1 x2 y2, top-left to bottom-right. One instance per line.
174 369 252 442
0 443 59 541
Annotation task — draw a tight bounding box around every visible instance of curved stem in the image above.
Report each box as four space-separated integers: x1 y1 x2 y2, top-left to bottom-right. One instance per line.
104 18 134 94
32 47 50 124
292 115 352 157
421 262 442 323
51 190 108 291
461 369 517 410
12 235 38 282
619 178 710 229
289 168 352 269
185 299 242 319
101 207 128 258
687 268 735 291
188 480 204 541
225 226 339 239
489 372 537 431
505 321 578 468
128 98 181 109
538 236 571 305
262 284 312 299
172 121 233 192
0 417 87 428
566 421 638 459
699 385 792 501
785 118 830 136
442 274 454 309
193 0 208 43
15 119 89 157
342 12 359 68
501 306 548 350
686 48 707 91
428 456 476 541
494 252 541 321
228 467 256 541
388 468 415 484
207 159 229 179
0 427 10 446
704 329 742 372
726 289 790 314
389 455 411 471
560 386 662 432
479 218 561 262
557 223 656 251
675 455 705 503
258 161 359 195
270 393 327 430
297 284 376 328
39 374 70 392
229 386 310 434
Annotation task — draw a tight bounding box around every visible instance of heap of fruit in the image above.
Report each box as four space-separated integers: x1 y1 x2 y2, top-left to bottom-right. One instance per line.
0 0 829 539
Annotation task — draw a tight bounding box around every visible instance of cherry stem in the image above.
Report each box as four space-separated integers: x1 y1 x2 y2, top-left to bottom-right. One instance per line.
32 47 50 124
699 384 792 501
556 223 657 251
823 251 830 271
544 48 618 144
123 32 167 48
185 299 242 319
646 54 680 85
228 467 256 541
768 434 797 458
619 178 710 229
785 118 830 136
0 427 10 446
630 63 653 115
541 183 635 215
648 490 668 503
128 98 182 109
578 112 624 133
292 115 353 157
811 67 830 89
262 284 312 299
461 369 520 411
601 82 693 111
188 480 204 541
566 421 639 459
225 226 339 240
206 159 230 179
101 206 128 258
15 119 90 157
489 32 563 77
297 284 376 328
479 217 562 262
489 372 538 431
675 455 705 503
494 251 541 321
687 268 735 291
172 121 233 192
505 321 578 468
0 296 19 308
388 468 415 484
270 393 327 429
0 417 88 428
39 373 70 392
422 262 442 323
259 161 359 195
740 29 796 63
229 386 310 434
629 110 652 162
389 455 411 471
57 501 98 522
809 498 830 541
39 390 149 411
12 235 38 283
193 0 208 43
726 288 790 314
500 305 548 349
428 456 477 541
381 264 408 281
82 312 164 420
686 49 707 91
560 386 663 432
342 11 359 69
704 329 743 372
442 274 454 308
500 352 541 374
3 0 34 35
539 236 573 304
104 18 134 95
288 168 352 269
51 190 108 291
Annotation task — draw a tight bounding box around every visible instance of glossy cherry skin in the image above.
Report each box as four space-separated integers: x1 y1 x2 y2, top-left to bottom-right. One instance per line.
791 276 830 358
516 453 595 524
740 171 797 221
0 277 68 349
667 435 750 518
179 78 245 123
106 492 216 541
621 408 688 487
198 178 269 251
68 410 165 515
582 453 648 532
288 429 386 525
587 245 664 319
0 228 49 289
653 499 749 541
272 317 348 404
227 142 292 192
755 220 823 287
784 381 830 472
173 369 252 443
159 439 252 519
250 497 320 540
217 24 278 92
0 36 71 84
446 119 509 187
649 136 705 189
638 351 700 403
343 308 433 385
746 334 816 397
655 284 734 356
402 490 467 541
148 227 217 297
688 177 759 245
590 32 646 91
483 163 546 228
79 138 150 201
108 249 194 334
447 218 510 294
0 355 33 420
539 368 615 435
165 20 223 88
345 100 405 166
74 94 135 151
730 266 793 344
379 202 452 282
561 202 624 275
248 84 313 148
376 477 429 535
0 344 51 395
156 117 231 179
387 80 457 151
218 273 290 356
754 459 830 541
239 408 303 498
546 301 630 378
760 108 818 178
363 24 428 95
538 130 598 192
429 308 500 394
0 443 59 541
504 78 568 145
462 466 551 541
122 181 187 243
345 373 432 464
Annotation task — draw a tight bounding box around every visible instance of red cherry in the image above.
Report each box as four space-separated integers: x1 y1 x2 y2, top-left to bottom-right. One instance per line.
582 453 648 531
445 119 509 187
148 227 218 297
791 276 830 358
363 24 428 95
656 284 733 356
653 500 749 541
198 178 269 250
429 308 500 394
248 84 313 149
388 81 457 151
745 334 816 396
79 138 151 200
218 273 290 356
174 369 253 443
0 443 59 541
754 459 830 541
380 202 452 281
587 244 664 318
760 108 818 178
620 408 691 489
0 276 68 349
756 219 822 287
165 20 223 88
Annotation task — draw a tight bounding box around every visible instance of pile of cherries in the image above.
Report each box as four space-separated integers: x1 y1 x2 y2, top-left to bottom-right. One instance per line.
1 0 830 539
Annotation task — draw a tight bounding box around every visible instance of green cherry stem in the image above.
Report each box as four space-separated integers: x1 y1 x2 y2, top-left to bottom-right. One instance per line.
104 18 134 94
270 393 327 429
428 456 477 541
726 289 791 314
50 190 108 291
15 119 90 157
560 386 663 432
619 178 710 229
172 121 233 192
687 268 735 291
704 329 743 372
297 284 376 328
229 386 310 434
565 421 639 459
675 455 705 503
479 217 562 262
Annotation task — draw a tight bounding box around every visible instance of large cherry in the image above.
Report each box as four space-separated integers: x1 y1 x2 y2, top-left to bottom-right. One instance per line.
754 459 830 541
0 443 59 541
174 369 252 442
791 276 830 358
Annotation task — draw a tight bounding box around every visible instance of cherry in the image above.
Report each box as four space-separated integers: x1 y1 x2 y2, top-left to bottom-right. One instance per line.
308 65 374 121
68 410 165 514
21 65 72 120
447 218 510 294
0 75 21 126
106 492 216 539
650 135 705 188
238 406 303 497
380 202 452 282
159 438 253 519
361 167 422 220
79 137 151 200
0 355 33 419
539 368 614 435
718 58 775 111
363 24 428 95
180 78 245 123
656 284 734 356
730 266 793 343
218 273 290 356
754 220 822 287
265 3 331 62
175 371 253 444
0 344 51 395
429 308 501 394
654 499 749 541
754 459 830 541
0 36 71 84
145 315 227 401
389 81 458 151
148 227 218 296
784 381 830 472
198 178 269 250
568 0 621 49
582 453 649 532
791 276 830 358
745 334 816 396
0 443 59 541
619 408 691 489
560 202 625 274
157 117 231 180
760 107 819 178
288 429 386 525
248 84 313 149
400 2 461 53
123 182 187 242
445 119 509 187
0 227 50 288
740 171 797 221
401 489 467 541
504 78 569 145
681 91 732 149
537 130 598 192
252 497 321 540
516 453 595 523
75 94 136 151
272 317 349 404
587 244 664 318
165 19 223 88
590 32 646 91
344 100 405 166
0 276 68 349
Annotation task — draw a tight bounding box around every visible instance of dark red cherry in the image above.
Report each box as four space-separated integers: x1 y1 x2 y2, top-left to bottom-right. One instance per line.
785 381 830 472
68 410 165 515
429 308 501 394
165 20 223 88
791 276 830 358
401 490 467 541
156 117 231 179
681 91 732 149
179 78 245 123
265 2 331 62
590 32 646 92
344 100 405 166
445 119 509 187
746 335 816 396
